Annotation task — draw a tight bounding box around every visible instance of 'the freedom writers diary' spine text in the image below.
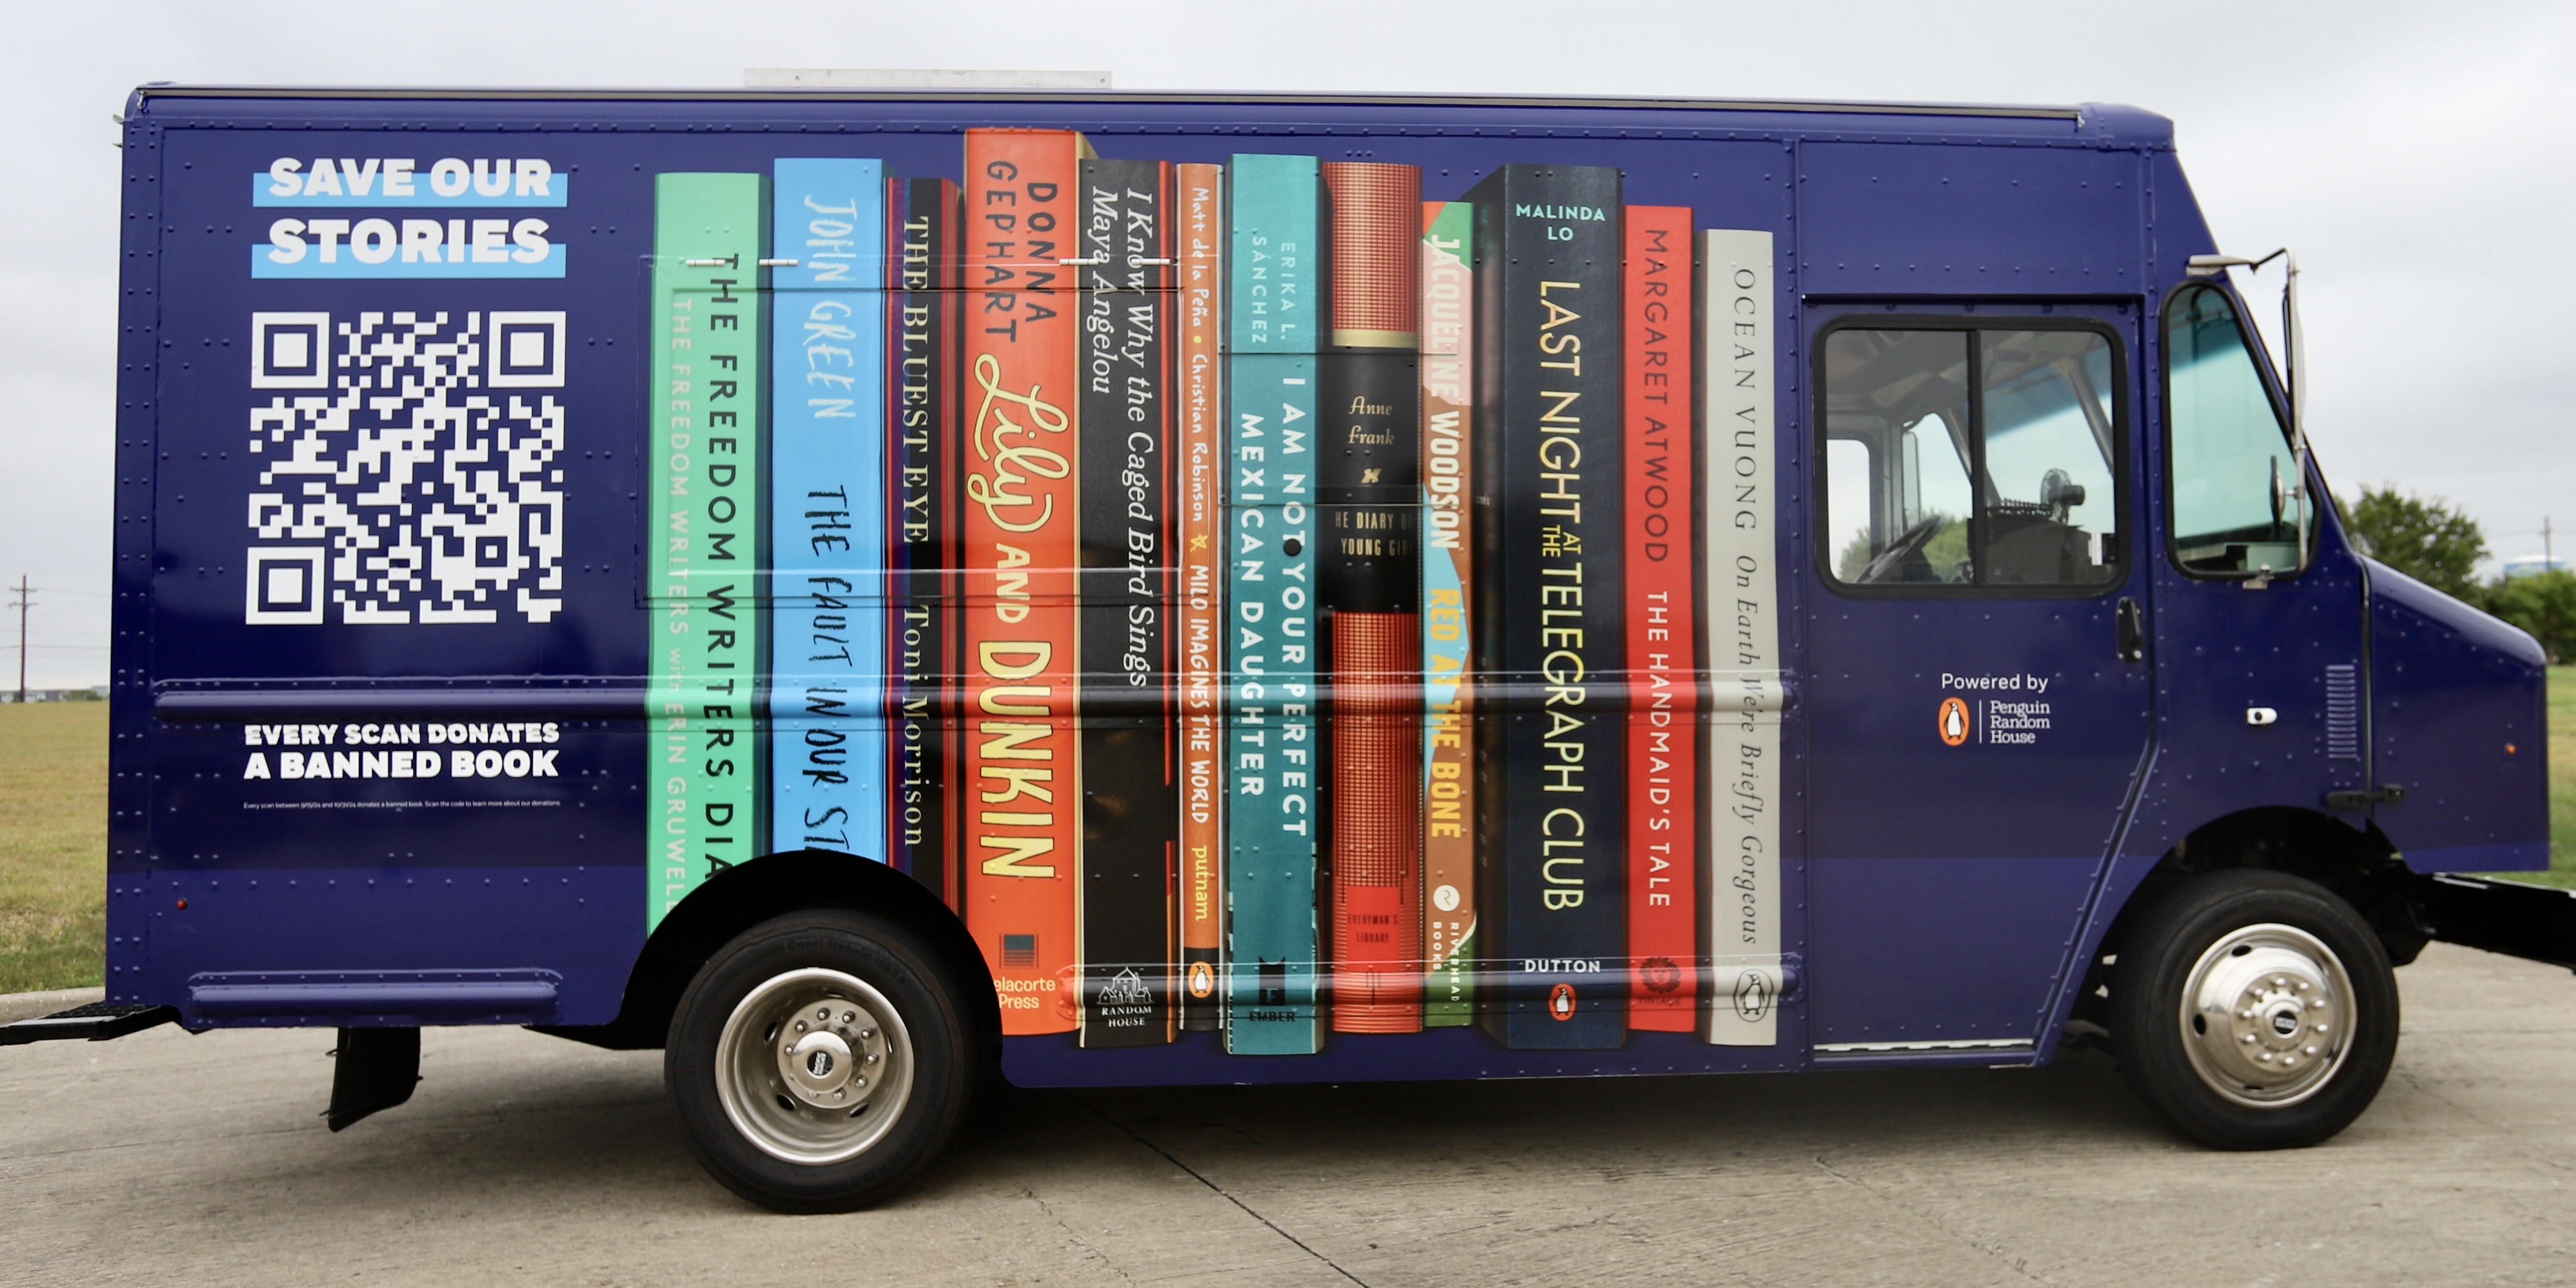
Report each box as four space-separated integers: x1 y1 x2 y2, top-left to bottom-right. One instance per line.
1622 206 1697 1032
768 158 887 864
960 128 1093 1035
1465 164 1628 1051
1418 199 1478 1027
1176 163 1227 1030
1076 157 1177 1046
1223 153 1323 1056
1320 161 1424 1034
648 173 766 929
893 176 960 903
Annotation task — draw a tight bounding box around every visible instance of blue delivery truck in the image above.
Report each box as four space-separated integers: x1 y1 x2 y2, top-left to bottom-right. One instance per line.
6 83 2562 1211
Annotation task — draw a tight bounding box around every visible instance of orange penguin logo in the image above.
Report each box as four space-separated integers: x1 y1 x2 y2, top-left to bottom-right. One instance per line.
1938 696 1971 747
1548 983 1578 1020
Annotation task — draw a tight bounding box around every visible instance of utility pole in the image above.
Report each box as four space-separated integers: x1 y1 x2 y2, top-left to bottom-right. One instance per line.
7 576 27 704
2546 516 2555 569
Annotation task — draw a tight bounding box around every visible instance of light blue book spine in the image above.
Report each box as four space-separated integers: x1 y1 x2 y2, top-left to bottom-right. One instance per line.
1223 154 1323 1055
768 158 888 860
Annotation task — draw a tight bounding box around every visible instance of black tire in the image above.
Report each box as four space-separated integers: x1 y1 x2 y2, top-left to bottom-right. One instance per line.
665 909 977 1211
2109 868 2398 1150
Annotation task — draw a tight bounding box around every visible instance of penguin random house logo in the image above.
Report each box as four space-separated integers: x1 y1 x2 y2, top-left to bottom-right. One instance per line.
1731 969 1774 1022
1938 696 1971 747
1186 960 1215 1000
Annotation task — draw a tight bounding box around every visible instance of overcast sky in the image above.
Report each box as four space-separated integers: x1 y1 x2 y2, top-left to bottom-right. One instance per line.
3 0 2567 687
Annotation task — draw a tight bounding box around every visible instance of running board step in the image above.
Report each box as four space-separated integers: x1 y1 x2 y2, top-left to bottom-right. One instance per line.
0 1002 179 1046
2416 874 2576 972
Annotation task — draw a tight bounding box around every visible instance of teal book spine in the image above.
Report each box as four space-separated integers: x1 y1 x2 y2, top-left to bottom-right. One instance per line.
767 158 888 860
1222 154 1323 1055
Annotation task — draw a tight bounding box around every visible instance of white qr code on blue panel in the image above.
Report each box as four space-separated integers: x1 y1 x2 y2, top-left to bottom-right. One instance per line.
246 310 566 625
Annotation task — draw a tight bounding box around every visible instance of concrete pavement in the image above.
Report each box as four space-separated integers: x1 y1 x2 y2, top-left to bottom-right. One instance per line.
5 942 2573 1286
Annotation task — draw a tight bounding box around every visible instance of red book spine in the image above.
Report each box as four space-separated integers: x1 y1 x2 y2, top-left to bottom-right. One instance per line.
1175 163 1226 1029
959 128 1091 1035
1321 161 1424 1034
1623 206 1699 1031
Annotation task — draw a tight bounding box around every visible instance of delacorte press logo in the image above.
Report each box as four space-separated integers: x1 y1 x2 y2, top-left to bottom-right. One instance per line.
254 156 568 278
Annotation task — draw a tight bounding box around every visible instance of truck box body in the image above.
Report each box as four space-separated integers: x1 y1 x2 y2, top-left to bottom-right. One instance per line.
104 87 2548 1088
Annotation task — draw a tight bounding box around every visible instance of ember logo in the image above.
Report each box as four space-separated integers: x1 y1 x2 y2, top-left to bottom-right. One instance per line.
1938 696 1971 747
1548 982 1578 1020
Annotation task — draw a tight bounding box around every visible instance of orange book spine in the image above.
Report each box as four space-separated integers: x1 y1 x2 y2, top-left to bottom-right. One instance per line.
960 128 1091 1035
1175 163 1226 1030
1623 206 1698 1031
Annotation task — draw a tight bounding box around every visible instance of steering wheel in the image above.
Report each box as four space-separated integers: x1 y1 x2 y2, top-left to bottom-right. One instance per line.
1858 516 1944 583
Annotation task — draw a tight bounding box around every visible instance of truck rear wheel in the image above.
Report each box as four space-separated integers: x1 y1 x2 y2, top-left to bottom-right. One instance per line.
2109 869 2398 1149
666 910 976 1211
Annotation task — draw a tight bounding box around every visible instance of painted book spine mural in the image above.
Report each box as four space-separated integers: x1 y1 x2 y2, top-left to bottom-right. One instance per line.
648 172 767 928
1222 153 1323 1056
1417 199 1478 1028
1319 161 1425 1034
892 175 960 901
1076 156 1178 1046
959 128 1093 1035
767 157 887 863
1622 205 1698 1032
1464 164 1628 1051
1175 162 1228 1031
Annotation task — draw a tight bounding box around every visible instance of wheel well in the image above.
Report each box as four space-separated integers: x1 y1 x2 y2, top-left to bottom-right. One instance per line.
537 852 999 1054
2068 807 2425 1041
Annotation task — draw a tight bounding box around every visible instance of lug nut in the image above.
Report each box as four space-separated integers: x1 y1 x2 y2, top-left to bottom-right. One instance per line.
842 1011 857 1025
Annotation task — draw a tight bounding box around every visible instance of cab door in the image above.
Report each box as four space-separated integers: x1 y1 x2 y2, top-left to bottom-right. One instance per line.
1802 306 2155 1060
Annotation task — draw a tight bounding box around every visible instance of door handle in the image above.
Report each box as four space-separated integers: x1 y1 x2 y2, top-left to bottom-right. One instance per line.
2115 597 2145 663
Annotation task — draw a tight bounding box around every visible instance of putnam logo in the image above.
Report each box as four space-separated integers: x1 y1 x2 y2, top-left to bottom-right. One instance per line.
1548 982 1578 1021
1938 696 1971 747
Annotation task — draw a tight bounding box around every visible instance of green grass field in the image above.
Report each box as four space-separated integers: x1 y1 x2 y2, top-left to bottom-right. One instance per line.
0 672 2570 995
2503 664 2576 889
0 703 107 994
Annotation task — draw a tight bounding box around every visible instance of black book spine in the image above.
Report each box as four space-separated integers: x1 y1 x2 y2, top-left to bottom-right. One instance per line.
1464 165 1628 1050
1076 157 1178 1046
894 177 957 905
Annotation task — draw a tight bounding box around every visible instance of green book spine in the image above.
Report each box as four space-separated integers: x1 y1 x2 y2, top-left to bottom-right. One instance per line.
648 172 767 929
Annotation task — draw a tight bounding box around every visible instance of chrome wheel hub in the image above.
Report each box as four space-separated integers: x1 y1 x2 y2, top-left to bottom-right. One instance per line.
2180 923 2352 1108
716 967 913 1165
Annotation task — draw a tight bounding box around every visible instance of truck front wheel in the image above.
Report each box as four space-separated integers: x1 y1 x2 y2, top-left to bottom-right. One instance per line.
666 910 976 1211
2109 870 2399 1149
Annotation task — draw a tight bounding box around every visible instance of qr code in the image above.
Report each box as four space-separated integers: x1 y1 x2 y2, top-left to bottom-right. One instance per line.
244 310 566 625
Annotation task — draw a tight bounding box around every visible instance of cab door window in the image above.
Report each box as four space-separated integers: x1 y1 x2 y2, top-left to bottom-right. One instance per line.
1821 322 2123 591
2164 285 2304 577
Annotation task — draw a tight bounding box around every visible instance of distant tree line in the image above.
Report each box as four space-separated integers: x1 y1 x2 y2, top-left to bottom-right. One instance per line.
2340 486 2574 664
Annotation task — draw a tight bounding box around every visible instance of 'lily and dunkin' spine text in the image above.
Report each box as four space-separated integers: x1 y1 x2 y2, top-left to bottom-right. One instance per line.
960 128 1094 1036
